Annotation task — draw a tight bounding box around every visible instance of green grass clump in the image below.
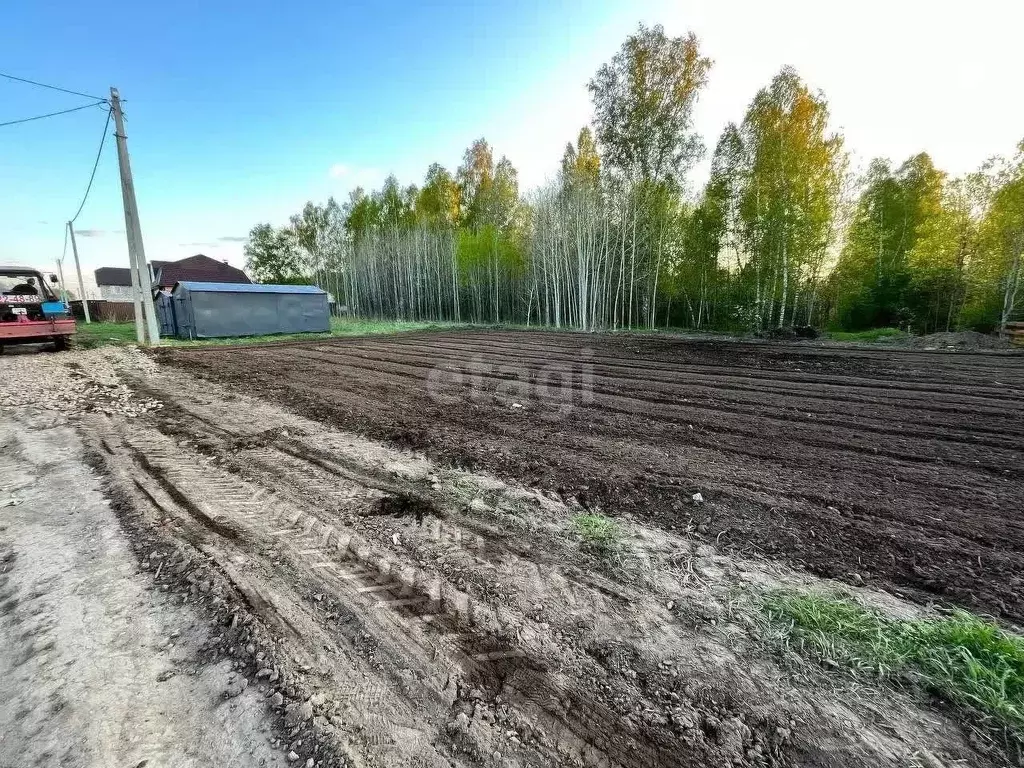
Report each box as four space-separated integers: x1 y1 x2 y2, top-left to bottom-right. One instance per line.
763 591 1024 743
827 327 907 343
70 317 461 349
571 513 621 551
73 321 141 349
326 317 455 337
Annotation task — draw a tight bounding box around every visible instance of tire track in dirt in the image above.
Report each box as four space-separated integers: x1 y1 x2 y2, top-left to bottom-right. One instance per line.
89 417 728 767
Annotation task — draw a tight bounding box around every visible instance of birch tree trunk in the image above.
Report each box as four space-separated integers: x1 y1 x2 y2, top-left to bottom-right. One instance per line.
1000 246 1023 337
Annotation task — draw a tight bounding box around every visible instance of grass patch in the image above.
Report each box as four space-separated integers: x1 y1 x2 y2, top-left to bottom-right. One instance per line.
165 317 455 347
71 317 461 349
827 327 907 343
571 513 622 552
73 321 141 349
763 590 1024 747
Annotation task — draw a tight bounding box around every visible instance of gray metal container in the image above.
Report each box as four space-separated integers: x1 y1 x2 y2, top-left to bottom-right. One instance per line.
170 281 330 340
155 292 176 337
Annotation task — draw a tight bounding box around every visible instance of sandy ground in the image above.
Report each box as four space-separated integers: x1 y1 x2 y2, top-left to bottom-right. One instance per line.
0 342 1018 768
0 407 287 768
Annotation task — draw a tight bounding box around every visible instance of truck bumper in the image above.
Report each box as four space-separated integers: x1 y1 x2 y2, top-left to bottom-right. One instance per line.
0 318 76 344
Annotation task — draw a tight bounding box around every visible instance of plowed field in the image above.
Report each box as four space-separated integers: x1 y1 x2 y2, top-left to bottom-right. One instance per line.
160 331 1024 623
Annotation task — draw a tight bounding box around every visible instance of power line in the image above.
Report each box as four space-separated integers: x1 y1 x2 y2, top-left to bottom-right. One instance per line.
0 100 107 128
70 106 113 224
0 71 107 102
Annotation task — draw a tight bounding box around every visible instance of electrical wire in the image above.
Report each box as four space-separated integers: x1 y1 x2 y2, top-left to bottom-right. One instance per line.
0 71 115 269
0 100 107 128
0 71 107 102
69 107 113 224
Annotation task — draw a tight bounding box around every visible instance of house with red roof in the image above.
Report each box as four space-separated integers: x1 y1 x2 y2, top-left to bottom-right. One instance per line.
150 254 250 292
95 255 250 300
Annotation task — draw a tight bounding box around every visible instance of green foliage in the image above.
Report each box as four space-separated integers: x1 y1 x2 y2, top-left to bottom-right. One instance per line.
967 144 1024 332
457 140 520 230
735 67 846 330
763 591 1024 745
416 163 462 228
826 327 906 342
73 321 140 348
832 154 945 331
589 23 712 186
828 146 1022 335
244 223 306 283
561 127 601 194
343 187 380 241
290 201 328 259
571 513 621 551
457 225 524 273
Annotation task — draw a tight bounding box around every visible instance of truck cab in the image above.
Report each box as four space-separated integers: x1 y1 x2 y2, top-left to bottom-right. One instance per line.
0 266 76 352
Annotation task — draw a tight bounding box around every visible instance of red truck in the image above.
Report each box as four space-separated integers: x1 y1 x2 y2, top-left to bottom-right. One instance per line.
0 266 76 353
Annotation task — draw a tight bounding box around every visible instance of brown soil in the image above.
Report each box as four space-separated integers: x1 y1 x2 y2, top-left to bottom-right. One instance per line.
157 330 1024 624
79 363 1001 768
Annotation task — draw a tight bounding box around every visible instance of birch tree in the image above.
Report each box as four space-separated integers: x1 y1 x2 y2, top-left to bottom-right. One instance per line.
736 67 845 330
970 143 1024 334
833 153 943 330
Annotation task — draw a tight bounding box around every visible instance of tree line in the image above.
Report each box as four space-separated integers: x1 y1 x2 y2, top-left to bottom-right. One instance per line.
245 24 1024 335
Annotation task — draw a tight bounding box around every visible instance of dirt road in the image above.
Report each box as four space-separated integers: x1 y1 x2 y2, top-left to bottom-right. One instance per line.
161 331 1024 622
0 407 285 768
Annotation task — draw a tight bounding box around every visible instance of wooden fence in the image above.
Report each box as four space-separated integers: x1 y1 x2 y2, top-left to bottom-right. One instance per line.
69 300 136 323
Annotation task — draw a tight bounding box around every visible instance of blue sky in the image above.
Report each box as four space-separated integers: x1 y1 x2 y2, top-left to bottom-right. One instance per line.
2 0 1022 294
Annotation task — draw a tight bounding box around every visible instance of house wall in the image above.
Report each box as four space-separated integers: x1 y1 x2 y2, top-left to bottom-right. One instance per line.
98 285 135 301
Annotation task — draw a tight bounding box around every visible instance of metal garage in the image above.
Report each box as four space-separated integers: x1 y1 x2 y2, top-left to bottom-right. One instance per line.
169 281 330 340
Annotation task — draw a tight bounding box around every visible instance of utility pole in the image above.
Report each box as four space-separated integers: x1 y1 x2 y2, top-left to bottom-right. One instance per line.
54 259 67 302
109 87 160 344
126 224 145 342
66 222 91 323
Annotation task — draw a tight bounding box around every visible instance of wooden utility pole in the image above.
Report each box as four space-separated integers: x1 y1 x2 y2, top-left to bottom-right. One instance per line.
66 222 91 323
109 87 160 344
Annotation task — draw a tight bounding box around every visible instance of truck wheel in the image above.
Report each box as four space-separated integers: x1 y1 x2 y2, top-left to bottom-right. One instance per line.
53 336 69 352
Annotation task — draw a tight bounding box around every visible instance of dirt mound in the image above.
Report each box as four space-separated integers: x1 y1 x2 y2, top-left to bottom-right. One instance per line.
908 331 1011 350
